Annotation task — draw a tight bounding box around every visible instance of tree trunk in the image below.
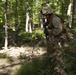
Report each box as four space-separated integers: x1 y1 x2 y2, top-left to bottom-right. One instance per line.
25 1 29 32
25 11 29 32
29 21 32 33
40 18 43 29
66 0 73 28
4 0 8 50
14 0 19 44
72 0 76 28
25 1 32 33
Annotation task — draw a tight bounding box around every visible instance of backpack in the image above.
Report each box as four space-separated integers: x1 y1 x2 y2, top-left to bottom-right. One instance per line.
55 14 65 23
53 14 73 40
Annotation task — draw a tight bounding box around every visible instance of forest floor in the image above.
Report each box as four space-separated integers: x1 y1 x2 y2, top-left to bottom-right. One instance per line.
0 32 75 75
0 43 47 75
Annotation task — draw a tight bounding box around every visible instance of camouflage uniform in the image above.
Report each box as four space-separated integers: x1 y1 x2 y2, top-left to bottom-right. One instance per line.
41 6 68 75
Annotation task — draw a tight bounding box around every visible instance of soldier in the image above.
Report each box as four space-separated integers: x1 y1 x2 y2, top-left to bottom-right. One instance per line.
41 5 71 75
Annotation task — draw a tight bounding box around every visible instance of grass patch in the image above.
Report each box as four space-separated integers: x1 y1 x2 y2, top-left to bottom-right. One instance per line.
14 57 60 75
0 53 7 58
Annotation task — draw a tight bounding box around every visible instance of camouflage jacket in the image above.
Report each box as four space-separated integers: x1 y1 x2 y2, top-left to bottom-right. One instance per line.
46 14 73 39
47 14 64 36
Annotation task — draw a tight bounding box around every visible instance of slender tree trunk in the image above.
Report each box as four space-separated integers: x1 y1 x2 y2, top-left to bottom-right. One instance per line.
25 11 29 32
67 0 72 28
40 18 43 29
29 21 32 33
72 0 76 28
14 0 18 44
25 1 32 33
4 0 8 50
25 1 29 32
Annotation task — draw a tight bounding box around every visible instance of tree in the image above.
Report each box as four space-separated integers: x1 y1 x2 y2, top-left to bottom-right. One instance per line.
67 0 73 28
4 0 8 50
25 0 32 33
72 0 76 28
14 0 19 44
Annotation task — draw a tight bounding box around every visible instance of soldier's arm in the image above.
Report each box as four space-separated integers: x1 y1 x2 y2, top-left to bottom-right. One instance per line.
52 17 63 36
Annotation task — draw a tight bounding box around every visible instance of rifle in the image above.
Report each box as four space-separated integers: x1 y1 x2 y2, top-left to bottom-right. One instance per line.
42 18 49 40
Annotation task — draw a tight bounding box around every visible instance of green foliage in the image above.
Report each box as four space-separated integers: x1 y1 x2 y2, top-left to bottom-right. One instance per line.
0 53 7 58
0 0 72 46
0 0 76 75
18 30 44 43
62 32 76 75
14 33 76 75
14 57 60 75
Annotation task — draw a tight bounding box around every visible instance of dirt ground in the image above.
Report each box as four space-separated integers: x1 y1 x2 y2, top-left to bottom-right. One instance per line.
0 45 46 75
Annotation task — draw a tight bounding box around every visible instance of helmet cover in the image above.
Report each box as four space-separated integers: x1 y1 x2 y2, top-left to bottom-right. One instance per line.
42 6 53 15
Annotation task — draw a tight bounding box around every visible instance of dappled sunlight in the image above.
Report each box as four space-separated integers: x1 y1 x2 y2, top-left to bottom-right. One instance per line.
0 46 46 58
0 0 76 75
0 45 47 75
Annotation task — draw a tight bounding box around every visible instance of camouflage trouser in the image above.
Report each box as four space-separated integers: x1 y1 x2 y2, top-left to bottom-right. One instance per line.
46 36 66 74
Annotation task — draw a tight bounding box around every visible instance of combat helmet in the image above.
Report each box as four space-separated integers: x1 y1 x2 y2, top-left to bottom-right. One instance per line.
41 6 53 15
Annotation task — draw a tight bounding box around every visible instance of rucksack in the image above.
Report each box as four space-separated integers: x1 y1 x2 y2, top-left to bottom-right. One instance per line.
51 14 73 40
55 14 73 40
55 14 65 23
